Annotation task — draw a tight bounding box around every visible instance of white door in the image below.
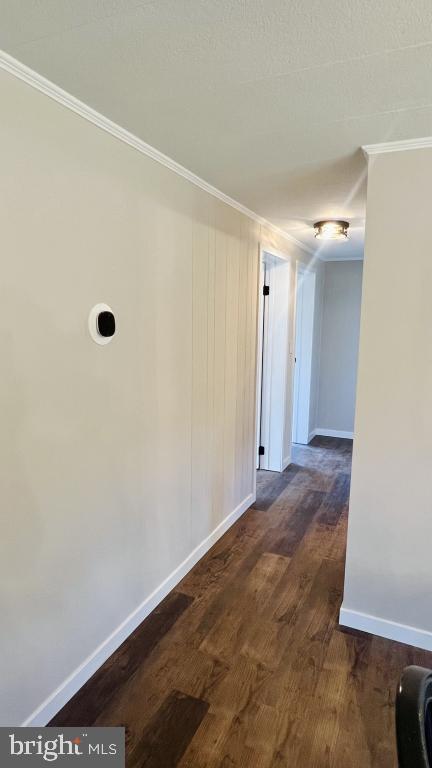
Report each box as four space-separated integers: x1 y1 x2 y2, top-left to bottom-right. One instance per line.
292 265 316 444
256 251 291 471
256 260 266 468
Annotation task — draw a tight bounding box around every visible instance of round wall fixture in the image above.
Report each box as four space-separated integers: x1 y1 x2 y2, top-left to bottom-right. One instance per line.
88 303 116 345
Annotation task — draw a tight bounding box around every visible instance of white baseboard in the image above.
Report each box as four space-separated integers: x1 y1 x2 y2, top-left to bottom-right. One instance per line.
339 606 432 652
314 428 354 439
22 492 255 727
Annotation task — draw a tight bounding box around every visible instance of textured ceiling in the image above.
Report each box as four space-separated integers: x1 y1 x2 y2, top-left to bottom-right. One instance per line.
2 1 432 260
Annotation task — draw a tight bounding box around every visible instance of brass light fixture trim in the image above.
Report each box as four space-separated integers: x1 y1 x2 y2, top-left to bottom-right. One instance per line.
314 220 349 240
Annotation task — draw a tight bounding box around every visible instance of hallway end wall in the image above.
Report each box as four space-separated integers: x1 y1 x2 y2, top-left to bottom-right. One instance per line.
315 260 363 437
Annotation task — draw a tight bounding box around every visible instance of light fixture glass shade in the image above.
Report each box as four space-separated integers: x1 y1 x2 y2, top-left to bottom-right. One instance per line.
314 220 349 240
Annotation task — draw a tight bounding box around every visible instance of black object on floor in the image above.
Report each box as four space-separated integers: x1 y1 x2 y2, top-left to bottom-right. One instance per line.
396 665 432 767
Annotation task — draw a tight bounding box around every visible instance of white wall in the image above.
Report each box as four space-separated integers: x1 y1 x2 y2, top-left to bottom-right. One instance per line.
0 65 310 726
341 147 432 650
315 260 363 436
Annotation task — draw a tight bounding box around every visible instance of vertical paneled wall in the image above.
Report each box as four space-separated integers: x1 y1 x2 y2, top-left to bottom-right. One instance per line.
0 60 316 724
0 67 263 725
191 201 259 548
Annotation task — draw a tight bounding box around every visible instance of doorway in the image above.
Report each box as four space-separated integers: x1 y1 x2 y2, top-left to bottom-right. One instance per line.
256 248 292 472
292 263 316 445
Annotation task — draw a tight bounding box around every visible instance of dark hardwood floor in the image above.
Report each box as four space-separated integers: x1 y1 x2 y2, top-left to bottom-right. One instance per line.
50 437 432 766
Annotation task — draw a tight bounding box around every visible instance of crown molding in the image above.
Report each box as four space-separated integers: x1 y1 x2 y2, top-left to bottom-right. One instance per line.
0 48 313 257
363 136 432 157
319 254 363 262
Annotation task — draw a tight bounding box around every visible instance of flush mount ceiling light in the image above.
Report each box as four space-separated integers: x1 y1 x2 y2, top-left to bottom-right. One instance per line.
314 220 349 240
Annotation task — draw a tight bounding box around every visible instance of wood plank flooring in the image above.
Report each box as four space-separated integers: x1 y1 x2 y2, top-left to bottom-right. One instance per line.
50 437 432 767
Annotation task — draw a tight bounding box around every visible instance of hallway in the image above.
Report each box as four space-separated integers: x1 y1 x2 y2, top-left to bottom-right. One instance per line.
51 438 432 767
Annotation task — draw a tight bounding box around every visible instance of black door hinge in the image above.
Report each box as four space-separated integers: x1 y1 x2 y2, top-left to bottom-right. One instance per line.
259 445 265 456
263 285 270 296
